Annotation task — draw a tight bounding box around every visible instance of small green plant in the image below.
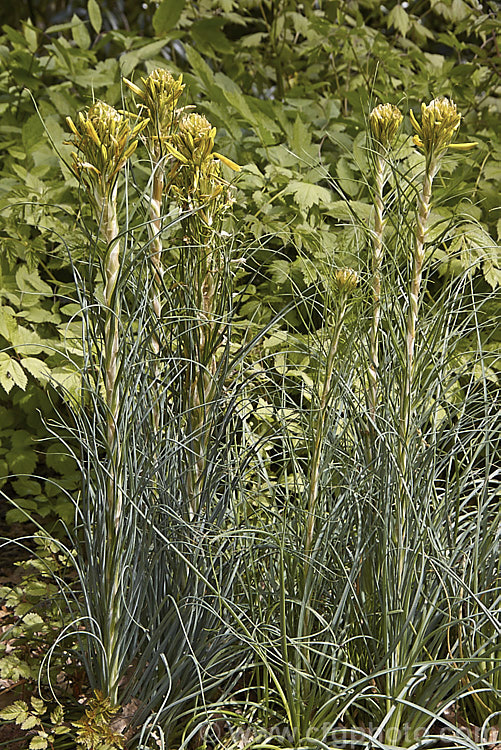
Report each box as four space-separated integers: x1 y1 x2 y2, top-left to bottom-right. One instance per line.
0 697 70 749
0 532 75 686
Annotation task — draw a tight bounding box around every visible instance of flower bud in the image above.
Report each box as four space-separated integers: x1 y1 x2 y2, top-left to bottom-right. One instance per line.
334 268 359 294
369 103 403 148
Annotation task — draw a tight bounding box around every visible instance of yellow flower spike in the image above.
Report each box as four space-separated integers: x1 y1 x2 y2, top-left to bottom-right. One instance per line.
66 100 141 202
124 68 185 148
410 97 475 160
369 103 403 148
168 112 239 209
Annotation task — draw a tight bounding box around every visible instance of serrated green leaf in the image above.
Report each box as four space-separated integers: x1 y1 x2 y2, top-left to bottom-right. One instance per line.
483 260 501 289
0 699 29 722
11 326 45 356
50 365 81 401
29 736 48 750
291 114 312 154
21 714 40 730
15 265 52 298
23 23 38 53
153 0 186 35
87 0 102 33
0 354 27 393
0 306 17 342
46 442 76 474
22 612 44 626
21 357 51 384
0 654 34 680
268 260 291 285
120 39 171 78
6 434 37 475
388 4 411 35
50 704 64 725
30 697 45 715
12 477 42 496
17 307 61 324
287 181 331 211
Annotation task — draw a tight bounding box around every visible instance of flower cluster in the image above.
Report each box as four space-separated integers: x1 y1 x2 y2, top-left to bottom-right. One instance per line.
410 98 476 160
66 101 146 201
369 104 403 149
334 268 359 294
167 113 240 208
123 68 185 154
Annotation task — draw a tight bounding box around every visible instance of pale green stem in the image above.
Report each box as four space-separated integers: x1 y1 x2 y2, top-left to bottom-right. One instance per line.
185 212 219 519
397 158 439 561
97 185 122 705
101 187 122 531
148 157 166 434
369 155 387 419
305 295 348 558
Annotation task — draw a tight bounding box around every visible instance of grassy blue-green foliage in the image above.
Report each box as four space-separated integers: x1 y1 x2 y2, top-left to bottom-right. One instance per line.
0 2 500 748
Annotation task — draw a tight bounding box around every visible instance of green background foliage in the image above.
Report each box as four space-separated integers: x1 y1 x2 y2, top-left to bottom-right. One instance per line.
1 0 499 527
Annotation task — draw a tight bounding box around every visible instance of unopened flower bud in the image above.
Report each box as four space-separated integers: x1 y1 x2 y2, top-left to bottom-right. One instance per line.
369 103 403 148
334 268 358 293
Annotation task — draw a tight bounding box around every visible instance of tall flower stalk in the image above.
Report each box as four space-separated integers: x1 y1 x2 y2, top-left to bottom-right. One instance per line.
398 98 476 546
124 70 185 335
305 267 358 557
166 113 240 516
402 98 476 432
66 102 145 703
368 104 402 419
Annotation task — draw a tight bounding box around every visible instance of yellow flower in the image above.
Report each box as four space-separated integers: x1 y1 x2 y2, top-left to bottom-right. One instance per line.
166 113 240 220
123 68 185 146
369 103 403 148
66 101 146 198
410 98 477 158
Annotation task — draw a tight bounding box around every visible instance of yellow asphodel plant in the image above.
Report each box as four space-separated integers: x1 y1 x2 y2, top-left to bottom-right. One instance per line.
406 98 477 392
398 97 476 554
66 101 146 705
166 111 240 518
123 70 186 434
